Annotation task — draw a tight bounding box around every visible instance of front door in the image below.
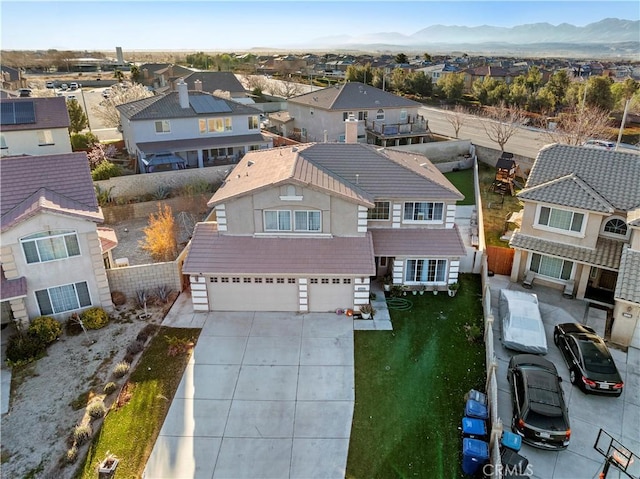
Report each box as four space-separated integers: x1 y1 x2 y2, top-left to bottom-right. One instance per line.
599 270 617 291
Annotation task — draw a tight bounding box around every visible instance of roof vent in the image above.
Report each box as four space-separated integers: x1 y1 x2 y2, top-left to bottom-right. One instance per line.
247 160 254 167
355 174 359 185
292 146 298 152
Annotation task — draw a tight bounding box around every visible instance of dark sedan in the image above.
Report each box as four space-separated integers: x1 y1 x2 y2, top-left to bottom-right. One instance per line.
507 354 571 450
553 323 623 396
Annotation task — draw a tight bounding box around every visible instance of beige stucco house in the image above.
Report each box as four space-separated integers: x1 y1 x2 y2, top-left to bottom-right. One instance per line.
509 144 640 347
182 131 466 313
0 153 115 326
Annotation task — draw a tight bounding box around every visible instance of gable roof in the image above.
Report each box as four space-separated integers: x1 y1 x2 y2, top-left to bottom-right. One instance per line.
182 72 245 94
1 153 102 231
616 248 640 304
288 81 421 110
0 96 70 131
518 144 640 212
209 143 463 207
117 91 260 121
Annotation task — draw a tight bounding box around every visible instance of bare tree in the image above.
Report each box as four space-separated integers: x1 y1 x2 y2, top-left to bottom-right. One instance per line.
445 105 468 138
481 102 527 151
270 80 304 99
543 106 611 146
92 84 154 128
241 74 269 94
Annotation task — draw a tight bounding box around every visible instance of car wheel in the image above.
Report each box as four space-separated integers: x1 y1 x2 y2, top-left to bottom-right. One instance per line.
569 368 577 385
554 331 560 346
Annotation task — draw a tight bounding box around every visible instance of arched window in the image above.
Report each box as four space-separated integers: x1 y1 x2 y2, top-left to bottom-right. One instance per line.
603 218 627 236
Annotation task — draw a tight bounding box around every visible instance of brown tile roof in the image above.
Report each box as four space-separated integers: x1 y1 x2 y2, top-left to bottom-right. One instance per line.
0 96 70 131
183 222 375 275
97 227 118 253
1 153 102 231
371 227 467 257
615 247 640 304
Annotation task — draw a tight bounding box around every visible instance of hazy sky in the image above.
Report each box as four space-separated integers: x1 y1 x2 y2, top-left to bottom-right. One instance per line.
1 0 638 51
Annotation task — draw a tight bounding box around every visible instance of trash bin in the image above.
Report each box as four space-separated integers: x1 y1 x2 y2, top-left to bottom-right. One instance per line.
500 447 530 478
462 438 489 475
501 430 522 452
462 416 487 439
467 389 487 405
465 399 488 419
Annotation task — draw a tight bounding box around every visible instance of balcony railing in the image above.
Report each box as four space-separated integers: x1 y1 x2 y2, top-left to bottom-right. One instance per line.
365 115 429 137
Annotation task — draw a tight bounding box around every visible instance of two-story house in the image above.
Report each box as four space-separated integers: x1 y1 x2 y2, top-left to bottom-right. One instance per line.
117 79 273 173
182 127 465 314
0 96 72 157
0 153 116 326
508 144 640 346
279 82 429 146
179 72 249 102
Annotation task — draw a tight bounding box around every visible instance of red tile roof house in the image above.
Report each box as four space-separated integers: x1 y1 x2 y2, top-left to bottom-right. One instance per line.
0 96 72 157
116 79 273 173
182 121 466 314
0 153 116 327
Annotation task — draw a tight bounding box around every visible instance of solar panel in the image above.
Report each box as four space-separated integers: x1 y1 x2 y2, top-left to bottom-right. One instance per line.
189 95 232 114
0 101 36 125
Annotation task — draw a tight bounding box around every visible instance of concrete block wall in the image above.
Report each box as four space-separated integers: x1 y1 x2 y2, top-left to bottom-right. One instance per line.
474 144 534 172
390 139 472 161
106 262 181 302
102 195 210 223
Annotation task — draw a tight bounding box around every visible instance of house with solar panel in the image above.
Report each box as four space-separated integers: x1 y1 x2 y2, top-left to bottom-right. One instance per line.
117 79 272 173
0 97 72 157
182 119 466 313
508 144 640 347
1 153 116 326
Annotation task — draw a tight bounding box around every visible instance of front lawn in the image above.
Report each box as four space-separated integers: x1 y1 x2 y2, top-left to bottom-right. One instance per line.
346 274 486 478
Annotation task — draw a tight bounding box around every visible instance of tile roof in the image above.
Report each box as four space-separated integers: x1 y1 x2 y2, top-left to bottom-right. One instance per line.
183 72 245 94
520 144 640 211
137 133 267 155
615 247 640 304
116 91 260 121
97 227 118 253
509 232 624 270
0 273 26 301
0 96 70 131
1 153 102 231
288 81 421 110
371 227 467 257
183 222 375 275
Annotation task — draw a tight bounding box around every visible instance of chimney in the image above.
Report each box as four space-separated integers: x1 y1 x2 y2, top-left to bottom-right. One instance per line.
323 130 328 143
194 79 203 91
345 114 358 144
177 79 189 108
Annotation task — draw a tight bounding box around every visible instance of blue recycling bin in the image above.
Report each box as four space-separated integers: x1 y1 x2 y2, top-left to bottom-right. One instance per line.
465 399 489 419
501 430 522 452
467 389 487 405
462 416 487 439
462 438 489 475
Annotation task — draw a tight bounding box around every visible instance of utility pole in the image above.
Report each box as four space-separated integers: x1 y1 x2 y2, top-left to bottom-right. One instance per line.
615 98 631 151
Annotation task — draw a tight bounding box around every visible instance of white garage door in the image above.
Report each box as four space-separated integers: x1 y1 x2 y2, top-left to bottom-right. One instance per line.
308 278 354 313
207 278 298 312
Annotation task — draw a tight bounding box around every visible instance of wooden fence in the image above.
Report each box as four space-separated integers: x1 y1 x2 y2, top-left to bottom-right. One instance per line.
486 246 514 276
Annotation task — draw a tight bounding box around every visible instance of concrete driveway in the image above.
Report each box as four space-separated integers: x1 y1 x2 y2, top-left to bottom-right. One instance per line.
144 310 354 479
489 275 640 479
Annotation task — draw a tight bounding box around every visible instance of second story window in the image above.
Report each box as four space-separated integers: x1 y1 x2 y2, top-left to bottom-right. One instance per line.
38 130 54 145
264 210 291 231
21 230 81 264
368 201 390 220
294 211 321 231
603 218 627 237
248 116 259 130
358 111 368 121
155 120 170 133
403 202 444 222
376 109 385 120
537 206 584 233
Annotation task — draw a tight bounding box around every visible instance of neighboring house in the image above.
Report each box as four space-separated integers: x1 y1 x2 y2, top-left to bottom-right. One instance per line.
182 129 466 313
0 96 72 157
508 144 640 347
280 81 429 146
138 63 195 92
117 79 273 172
1 65 24 91
0 153 116 326
461 66 514 93
416 63 459 83
179 71 249 101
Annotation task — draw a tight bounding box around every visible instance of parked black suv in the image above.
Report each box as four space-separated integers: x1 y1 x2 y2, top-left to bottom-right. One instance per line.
508 354 571 450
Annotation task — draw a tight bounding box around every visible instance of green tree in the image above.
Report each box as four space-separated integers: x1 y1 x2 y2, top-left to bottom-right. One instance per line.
390 67 409 94
509 82 529 108
437 73 465 102
394 53 408 65
345 64 374 85
488 81 510 106
130 65 140 84
584 75 614 111
406 71 432 97
67 99 88 133
611 78 640 111
532 87 557 114
423 52 432 62
525 66 543 93
472 78 489 104
114 69 124 83
545 70 570 108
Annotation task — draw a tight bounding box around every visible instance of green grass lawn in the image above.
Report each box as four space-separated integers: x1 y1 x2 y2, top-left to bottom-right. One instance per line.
346 274 486 479
78 327 200 479
444 168 475 206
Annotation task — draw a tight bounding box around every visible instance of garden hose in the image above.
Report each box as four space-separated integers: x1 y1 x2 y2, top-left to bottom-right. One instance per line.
385 297 413 311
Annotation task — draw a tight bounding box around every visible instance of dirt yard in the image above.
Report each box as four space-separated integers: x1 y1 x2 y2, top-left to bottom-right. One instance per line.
0 299 173 479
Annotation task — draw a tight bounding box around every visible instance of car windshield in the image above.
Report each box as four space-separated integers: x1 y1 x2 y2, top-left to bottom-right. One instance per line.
580 340 617 374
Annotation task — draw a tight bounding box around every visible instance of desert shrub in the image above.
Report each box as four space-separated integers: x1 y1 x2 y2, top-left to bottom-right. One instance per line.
165 335 194 357
153 185 172 200
73 424 92 445
126 339 145 356
111 291 127 307
70 390 90 411
136 324 156 342
112 361 130 378
91 161 122 181
155 285 171 304
70 132 99 150
135 290 148 309
103 382 117 395
94 184 114 207
28 316 62 345
178 178 211 196
123 352 135 364
66 445 78 464
65 313 84 336
87 400 106 419
80 307 109 330
5 331 46 364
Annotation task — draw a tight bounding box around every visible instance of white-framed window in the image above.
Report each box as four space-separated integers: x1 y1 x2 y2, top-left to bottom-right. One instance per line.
35 281 91 315
536 206 584 233
21 230 81 264
224 117 232 131
403 202 444 222
400 109 407 121
343 111 355 121
602 218 628 237
38 130 54 145
248 116 259 130
376 109 385 120
294 211 321 231
368 201 390 220
529 253 573 280
154 120 170 133
358 111 368 121
199 119 207 134
405 259 447 283
264 210 291 231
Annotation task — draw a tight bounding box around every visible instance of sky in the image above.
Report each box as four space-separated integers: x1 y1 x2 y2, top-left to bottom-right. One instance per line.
1 0 639 51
